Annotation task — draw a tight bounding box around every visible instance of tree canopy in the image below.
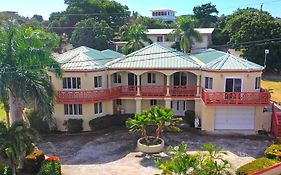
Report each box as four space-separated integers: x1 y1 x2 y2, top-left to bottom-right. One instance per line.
223 8 281 68
70 18 114 50
193 2 219 27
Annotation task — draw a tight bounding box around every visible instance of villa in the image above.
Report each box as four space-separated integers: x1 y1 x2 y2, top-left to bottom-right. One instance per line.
50 43 272 133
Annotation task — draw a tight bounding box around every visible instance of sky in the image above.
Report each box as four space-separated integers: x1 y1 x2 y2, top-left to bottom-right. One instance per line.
0 0 281 20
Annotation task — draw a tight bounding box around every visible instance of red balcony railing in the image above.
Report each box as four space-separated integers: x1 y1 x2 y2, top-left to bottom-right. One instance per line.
57 85 199 104
272 103 281 137
201 88 271 106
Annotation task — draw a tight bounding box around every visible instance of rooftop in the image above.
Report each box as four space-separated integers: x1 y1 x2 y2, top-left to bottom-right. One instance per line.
146 28 215 35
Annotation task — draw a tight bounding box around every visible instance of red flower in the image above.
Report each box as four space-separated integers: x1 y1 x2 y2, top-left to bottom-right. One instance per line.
46 155 60 162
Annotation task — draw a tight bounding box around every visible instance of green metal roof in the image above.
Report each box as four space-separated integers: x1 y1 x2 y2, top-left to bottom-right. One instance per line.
193 49 263 71
101 49 124 59
107 43 200 69
56 46 120 70
193 49 226 64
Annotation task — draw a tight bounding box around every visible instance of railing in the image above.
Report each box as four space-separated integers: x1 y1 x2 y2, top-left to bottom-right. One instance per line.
170 85 197 97
202 88 271 106
57 85 199 104
272 103 281 137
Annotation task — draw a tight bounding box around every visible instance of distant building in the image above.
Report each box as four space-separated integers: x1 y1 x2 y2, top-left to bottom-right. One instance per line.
151 8 176 22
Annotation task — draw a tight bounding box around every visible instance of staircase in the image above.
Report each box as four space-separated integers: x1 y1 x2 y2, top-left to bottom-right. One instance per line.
272 103 281 137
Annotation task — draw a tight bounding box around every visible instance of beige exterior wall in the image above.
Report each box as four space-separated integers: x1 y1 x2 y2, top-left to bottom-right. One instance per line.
201 105 216 131
255 106 272 132
55 100 113 131
201 71 262 92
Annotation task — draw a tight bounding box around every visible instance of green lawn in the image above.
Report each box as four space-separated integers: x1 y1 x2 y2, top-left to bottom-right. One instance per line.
262 74 281 104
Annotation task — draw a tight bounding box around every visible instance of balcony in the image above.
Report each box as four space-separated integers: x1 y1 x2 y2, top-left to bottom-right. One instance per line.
201 88 271 106
57 85 198 104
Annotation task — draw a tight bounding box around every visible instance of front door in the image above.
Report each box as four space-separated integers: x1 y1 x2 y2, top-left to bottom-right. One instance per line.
172 100 186 116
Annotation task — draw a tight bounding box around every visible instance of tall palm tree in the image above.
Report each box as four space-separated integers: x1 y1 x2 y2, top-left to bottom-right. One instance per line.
0 121 39 175
0 22 62 124
173 16 203 53
121 24 152 54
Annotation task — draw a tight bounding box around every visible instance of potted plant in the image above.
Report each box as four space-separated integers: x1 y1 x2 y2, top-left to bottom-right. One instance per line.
126 106 182 153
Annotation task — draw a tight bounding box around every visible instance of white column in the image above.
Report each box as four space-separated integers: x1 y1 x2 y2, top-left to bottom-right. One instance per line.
164 98 172 109
135 98 142 113
166 75 170 96
137 74 140 96
196 75 201 96
107 74 112 88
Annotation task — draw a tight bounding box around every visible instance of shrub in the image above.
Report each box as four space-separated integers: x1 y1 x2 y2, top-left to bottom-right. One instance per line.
0 164 12 175
63 119 83 133
26 109 56 133
38 156 61 175
184 110 195 127
89 114 133 131
236 157 278 175
264 144 281 160
25 150 45 173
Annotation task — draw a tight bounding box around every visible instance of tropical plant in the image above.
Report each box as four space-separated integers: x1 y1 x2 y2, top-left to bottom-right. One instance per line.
193 2 219 27
121 24 152 54
156 143 232 175
0 22 62 124
126 106 182 144
0 121 39 175
172 16 203 53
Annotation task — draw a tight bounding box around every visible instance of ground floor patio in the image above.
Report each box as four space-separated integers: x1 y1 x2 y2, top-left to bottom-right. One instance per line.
38 127 274 175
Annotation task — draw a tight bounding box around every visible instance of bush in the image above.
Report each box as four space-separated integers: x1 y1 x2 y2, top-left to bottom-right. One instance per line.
38 156 61 175
0 164 12 175
184 110 195 127
63 119 83 133
25 150 45 173
89 114 133 131
264 144 281 161
236 157 278 175
26 109 55 133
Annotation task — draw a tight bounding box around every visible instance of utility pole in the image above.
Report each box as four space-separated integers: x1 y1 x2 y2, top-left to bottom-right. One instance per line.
264 49 269 70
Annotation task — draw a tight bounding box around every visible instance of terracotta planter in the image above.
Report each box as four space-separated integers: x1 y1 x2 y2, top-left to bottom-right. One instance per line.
137 136 164 153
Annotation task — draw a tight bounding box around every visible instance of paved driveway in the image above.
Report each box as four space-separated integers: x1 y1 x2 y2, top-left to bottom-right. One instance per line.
38 127 274 175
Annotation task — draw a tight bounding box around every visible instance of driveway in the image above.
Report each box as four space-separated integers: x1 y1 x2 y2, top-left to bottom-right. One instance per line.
38 127 274 175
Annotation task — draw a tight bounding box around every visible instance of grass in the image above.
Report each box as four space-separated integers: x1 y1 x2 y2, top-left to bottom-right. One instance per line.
262 74 281 104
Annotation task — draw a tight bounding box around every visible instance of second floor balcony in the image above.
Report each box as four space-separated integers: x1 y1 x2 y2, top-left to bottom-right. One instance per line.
56 85 198 104
201 88 271 106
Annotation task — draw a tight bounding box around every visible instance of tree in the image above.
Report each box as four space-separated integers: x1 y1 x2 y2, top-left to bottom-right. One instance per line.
136 16 171 29
121 24 152 54
223 8 281 69
31 14 43 22
0 22 62 123
0 121 39 175
49 0 130 35
70 18 114 50
193 3 219 27
172 16 203 53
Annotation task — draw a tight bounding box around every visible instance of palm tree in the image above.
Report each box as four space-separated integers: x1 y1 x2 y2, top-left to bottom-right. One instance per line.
0 22 62 124
172 16 203 53
0 121 39 175
121 24 152 54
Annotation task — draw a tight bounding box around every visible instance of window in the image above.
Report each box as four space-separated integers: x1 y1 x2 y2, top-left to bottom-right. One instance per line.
113 73 122 84
150 100 157 106
116 99 122 106
64 104 82 115
63 77 81 89
174 72 188 86
94 102 103 114
157 36 163 42
255 77 261 89
148 73 156 84
205 77 213 89
94 76 102 88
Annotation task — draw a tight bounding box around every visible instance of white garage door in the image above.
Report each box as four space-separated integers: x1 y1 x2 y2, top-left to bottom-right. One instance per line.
215 107 255 130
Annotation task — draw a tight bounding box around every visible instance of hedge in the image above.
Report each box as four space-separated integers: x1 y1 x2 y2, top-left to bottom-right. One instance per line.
63 119 83 133
25 150 45 173
38 156 61 175
264 144 281 161
89 114 134 131
236 157 278 175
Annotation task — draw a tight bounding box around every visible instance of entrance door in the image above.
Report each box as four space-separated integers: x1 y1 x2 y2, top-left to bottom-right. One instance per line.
172 100 186 116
